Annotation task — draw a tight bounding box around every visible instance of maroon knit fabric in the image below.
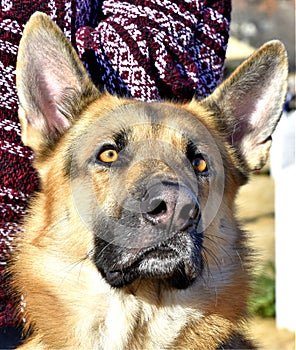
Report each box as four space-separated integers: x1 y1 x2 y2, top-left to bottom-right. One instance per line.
76 0 231 101
0 0 75 327
0 0 231 327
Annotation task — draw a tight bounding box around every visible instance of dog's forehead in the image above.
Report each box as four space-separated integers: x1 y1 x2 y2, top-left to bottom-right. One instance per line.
87 101 210 147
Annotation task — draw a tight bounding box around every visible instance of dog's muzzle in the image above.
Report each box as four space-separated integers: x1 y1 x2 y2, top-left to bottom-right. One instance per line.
94 181 203 289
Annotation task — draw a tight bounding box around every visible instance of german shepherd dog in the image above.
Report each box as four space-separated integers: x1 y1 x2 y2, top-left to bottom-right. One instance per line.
9 12 288 350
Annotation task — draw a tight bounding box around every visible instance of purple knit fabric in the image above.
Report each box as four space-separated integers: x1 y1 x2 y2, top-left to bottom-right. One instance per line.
76 0 231 101
0 0 231 326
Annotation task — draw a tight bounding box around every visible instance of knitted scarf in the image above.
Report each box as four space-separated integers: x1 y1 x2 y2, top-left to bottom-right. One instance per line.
0 0 231 326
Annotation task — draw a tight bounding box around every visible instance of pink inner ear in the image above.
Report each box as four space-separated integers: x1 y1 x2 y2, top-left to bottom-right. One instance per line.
36 69 74 136
249 74 284 137
230 71 284 150
16 12 99 145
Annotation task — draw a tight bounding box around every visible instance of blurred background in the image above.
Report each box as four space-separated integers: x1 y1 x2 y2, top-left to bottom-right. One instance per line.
226 1 295 349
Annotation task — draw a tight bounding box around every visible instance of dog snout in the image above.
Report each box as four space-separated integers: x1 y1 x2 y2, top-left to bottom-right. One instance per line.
140 182 199 230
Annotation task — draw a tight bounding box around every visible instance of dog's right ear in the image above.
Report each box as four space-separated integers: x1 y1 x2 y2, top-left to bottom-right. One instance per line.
16 12 100 153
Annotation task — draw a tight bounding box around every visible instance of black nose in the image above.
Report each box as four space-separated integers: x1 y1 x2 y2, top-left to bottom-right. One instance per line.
140 182 199 230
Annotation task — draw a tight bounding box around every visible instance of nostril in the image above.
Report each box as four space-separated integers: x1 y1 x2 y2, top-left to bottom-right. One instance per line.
182 201 199 219
177 202 199 230
142 197 170 225
179 203 195 221
147 200 167 217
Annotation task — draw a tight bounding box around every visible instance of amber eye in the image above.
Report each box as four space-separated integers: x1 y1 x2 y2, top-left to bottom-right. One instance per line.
192 157 207 173
98 149 119 163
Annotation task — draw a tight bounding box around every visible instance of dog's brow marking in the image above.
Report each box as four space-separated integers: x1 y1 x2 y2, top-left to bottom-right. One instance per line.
113 129 130 150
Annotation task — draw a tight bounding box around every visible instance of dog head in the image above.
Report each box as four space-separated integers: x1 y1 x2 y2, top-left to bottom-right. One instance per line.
16 13 288 291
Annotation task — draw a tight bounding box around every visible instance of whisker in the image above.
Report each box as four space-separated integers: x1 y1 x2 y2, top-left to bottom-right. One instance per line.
202 246 221 277
46 216 68 233
203 233 233 261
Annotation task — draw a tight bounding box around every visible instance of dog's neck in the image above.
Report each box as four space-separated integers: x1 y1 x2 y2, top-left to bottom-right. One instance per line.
96 282 245 350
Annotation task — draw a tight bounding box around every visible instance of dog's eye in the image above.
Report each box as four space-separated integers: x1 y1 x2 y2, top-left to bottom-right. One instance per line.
98 149 119 163
192 156 207 173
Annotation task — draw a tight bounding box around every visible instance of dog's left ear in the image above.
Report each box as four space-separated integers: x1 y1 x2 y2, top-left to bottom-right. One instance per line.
201 40 288 172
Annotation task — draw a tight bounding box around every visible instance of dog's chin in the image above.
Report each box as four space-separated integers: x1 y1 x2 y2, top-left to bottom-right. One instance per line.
106 267 197 290
103 252 197 289
95 231 204 290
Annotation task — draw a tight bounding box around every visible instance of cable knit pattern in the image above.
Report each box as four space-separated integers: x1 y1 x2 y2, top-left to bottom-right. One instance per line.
0 0 231 326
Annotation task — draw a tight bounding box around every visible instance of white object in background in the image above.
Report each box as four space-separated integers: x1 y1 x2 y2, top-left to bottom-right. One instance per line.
271 111 296 332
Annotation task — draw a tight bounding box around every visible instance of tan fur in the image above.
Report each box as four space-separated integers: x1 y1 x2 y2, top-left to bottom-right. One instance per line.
9 12 288 350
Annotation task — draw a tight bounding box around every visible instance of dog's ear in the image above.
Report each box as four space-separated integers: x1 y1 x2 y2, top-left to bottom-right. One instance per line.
201 40 288 172
16 12 99 153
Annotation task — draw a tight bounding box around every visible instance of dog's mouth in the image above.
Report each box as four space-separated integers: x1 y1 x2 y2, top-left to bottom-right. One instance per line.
103 248 198 289
95 227 204 289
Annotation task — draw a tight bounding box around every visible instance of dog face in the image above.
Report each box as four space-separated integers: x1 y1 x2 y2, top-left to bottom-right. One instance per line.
73 103 218 289
12 12 288 349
